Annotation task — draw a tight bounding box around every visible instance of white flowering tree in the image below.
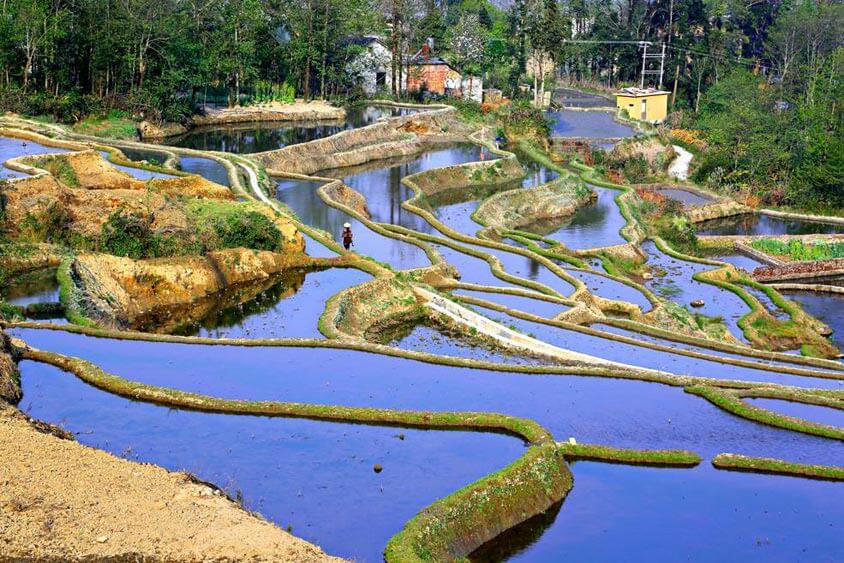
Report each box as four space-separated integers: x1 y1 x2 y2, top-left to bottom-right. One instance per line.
448 13 485 95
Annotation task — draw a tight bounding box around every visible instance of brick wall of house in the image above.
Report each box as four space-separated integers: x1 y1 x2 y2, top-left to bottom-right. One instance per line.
407 65 450 94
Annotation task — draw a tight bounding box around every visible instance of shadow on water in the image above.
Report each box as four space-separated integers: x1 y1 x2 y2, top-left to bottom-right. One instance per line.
697 213 844 236
468 501 563 562
782 291 844 355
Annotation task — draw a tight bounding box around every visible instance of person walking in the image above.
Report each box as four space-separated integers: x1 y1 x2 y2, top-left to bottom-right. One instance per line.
342 222 354 250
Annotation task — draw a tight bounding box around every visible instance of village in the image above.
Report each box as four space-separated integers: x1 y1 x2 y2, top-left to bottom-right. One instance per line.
0 1 842 562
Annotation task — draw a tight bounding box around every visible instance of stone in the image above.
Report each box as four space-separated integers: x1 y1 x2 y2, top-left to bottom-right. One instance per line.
373 464 383 474
690 299 705 308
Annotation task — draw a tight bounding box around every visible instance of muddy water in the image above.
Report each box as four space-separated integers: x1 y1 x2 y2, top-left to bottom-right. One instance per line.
275 177 431 270
545 111 636 139
521 185 627 250
697 213 844 236
641 241 751 341
0 136 72 179
175 268 371 339
474 463 844 562
164 106 420 153
19 360 521 563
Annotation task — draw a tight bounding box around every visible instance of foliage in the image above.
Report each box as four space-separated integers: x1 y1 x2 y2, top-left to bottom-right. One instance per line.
750 239 844 262
20 202 71 245
72 110 139 139
186 200 284 253
99 211 164 259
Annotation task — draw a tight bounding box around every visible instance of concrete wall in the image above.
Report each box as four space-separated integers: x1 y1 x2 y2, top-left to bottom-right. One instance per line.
616 93 668 123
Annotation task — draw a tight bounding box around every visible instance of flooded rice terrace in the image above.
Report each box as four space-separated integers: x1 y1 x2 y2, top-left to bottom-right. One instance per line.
3 105 843 562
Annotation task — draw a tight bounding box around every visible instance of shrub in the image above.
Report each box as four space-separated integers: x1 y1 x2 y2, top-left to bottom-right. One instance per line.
21 202 71 244
212 211 283 251
100 211 161 259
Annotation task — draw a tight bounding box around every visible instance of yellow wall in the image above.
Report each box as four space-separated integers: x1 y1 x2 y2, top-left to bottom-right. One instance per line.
615 93 668 123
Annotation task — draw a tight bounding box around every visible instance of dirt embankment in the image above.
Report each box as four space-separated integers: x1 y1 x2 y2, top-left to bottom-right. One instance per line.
408 157 525 198
256 108 471 176
0 401 343 562
0 331 21 404
69 249 334 332
322 182 371 219
474 176 593 232
193 100 346 126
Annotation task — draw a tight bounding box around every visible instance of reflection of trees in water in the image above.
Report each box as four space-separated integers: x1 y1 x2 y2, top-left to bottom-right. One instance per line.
696 213 843 237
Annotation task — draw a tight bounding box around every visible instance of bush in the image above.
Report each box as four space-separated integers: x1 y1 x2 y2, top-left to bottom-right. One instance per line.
658 215 698 250
21 202 71 244
100 211 161 259
211 211 283 251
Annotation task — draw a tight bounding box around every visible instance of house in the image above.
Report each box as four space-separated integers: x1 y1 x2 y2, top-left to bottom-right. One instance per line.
406 44 483 102
343 36 392 95
615 87 670 123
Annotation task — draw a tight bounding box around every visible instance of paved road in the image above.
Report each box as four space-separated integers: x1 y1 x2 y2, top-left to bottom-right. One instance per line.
552 87 615 108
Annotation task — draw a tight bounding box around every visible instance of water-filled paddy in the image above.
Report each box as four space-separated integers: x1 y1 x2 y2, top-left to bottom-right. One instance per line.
697 214 844 236
657 187 714 207
782 291 844 353
174 267 371 339
545 111 636 139
1 268 59 306
452 288 569 318
641 241 751 340
164 105 420 153
275 175 431 270
178 155 231 186
98 151 176 181
714 252 766 272
13 328 843 464
0 136 72 178
747 398 844 429
19 360 521 563
521 185 627 250
474 462 844 562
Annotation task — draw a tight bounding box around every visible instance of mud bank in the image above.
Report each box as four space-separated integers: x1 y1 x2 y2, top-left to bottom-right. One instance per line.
256 107 467 176
68 250 335 332
474 175 593 233
0 330 20 403
0 401 342 562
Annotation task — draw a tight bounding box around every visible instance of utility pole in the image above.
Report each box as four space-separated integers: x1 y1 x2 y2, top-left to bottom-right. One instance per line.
640 42 666 89
640 42 647 88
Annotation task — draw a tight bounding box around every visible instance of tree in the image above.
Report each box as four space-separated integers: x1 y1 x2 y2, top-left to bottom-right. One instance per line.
448 12 484 94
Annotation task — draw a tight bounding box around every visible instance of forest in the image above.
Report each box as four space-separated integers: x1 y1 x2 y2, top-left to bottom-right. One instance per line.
0 0 841 208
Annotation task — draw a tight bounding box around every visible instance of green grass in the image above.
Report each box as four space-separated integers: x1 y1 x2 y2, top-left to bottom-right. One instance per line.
713 454 844 481
559 443 701 467
32 155 79 187
750 239 844 261
73 111 138 140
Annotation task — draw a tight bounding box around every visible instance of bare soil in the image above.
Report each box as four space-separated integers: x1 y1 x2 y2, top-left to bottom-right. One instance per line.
0 403 344 562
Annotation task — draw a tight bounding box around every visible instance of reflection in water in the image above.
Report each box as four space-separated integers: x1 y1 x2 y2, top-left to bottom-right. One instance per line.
521 185 627 250
0 136 72 179
697 213 843 236
178 156 230 186
545 111 636 139
175 267 371 339
164 105 419 153
783 291 844 354
119 146 169 164
1 268 60 306
500 462 844 562
469 502 563 561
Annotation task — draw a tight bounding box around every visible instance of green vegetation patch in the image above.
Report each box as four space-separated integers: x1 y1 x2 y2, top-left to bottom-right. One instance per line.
559 443 701 467
713 453 844 481
186 200 284 253
29 155 80 187
72 110 138 140
750 239 844 262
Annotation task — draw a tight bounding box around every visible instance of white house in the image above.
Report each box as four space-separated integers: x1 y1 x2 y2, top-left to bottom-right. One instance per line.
344 36 392 95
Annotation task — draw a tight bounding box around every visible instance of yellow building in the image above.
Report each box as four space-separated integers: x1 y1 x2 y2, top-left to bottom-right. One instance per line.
615 87 670 123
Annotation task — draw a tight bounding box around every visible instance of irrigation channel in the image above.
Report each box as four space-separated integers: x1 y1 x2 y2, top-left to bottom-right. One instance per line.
1 106 843 562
